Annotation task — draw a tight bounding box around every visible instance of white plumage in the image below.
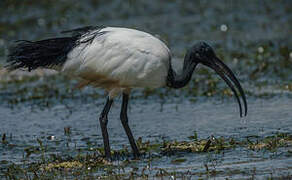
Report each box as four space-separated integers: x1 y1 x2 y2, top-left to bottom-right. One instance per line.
63 27 171 98
7 26 247 159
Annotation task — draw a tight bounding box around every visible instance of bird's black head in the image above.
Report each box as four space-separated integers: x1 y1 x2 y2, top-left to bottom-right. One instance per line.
187 41 247 117
189 42 216 65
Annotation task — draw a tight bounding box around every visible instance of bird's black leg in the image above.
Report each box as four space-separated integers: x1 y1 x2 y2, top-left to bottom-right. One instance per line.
120 93 140 159
99 97 113 160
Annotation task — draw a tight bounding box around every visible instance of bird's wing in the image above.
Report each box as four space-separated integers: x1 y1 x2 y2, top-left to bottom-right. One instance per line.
61 26 105 36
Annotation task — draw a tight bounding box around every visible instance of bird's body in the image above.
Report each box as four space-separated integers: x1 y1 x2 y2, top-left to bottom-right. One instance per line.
63 27 170 97
7 26 247 160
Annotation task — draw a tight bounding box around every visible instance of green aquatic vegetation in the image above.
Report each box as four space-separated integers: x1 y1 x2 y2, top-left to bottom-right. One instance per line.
161 136 237 155
136 137 161 154
282 84 292 92
247 42 292 81
42 161 83 171
188 131 198 141
247 133 292 152
170 158 187 164
40 154 111 172
161 133 292 155
1 133 292 179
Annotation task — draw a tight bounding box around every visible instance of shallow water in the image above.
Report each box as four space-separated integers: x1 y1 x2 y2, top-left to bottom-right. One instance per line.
3 96 292 143
0 0 292 179
1 95 292 178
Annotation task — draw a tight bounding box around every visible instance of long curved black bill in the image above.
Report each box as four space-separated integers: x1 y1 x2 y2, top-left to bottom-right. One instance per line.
203 57 247 117
214 57 247 116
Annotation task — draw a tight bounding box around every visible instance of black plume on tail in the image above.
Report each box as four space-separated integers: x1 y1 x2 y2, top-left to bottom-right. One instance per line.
7 38 77 71
6 26 105 71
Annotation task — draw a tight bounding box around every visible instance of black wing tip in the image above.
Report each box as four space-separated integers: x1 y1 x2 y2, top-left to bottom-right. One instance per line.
61 25 106 35
6 37 76 71
6 40 37 71
6 25 108 71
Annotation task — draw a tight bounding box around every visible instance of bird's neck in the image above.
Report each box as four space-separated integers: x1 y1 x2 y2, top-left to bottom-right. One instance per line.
166 55 197 89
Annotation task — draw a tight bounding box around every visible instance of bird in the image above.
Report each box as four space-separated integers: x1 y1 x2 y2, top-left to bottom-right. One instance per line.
7 26 247 160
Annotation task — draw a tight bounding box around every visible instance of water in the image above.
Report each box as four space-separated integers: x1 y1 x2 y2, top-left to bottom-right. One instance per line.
1 95 292 178
0 0 291 179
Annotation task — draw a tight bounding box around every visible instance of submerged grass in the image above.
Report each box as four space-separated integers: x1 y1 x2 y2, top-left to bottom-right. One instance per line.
247 133 292 152
1 132 292 179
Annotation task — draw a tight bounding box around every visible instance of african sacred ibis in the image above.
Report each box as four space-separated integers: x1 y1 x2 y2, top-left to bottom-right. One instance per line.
7 26 247 159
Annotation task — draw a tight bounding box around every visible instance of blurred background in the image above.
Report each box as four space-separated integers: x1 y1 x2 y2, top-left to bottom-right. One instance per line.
0 0 292 179
0 0 291 61
0 0 291 97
